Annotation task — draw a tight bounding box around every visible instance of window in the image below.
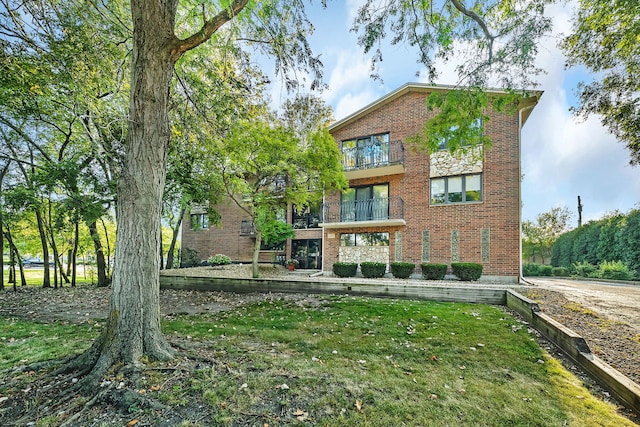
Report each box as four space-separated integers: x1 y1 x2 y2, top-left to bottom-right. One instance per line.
341 184 389 221
430 174 482 205
438 118 482 150
340 232 389 247
190 214 208 230
292 202 321 229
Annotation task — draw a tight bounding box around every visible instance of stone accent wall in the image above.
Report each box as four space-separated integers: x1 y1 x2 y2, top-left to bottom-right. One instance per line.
481 228 491 263
451 230 460 262
421 230 430 262
339 246 389 266
430 146 483 178
395 231 403 261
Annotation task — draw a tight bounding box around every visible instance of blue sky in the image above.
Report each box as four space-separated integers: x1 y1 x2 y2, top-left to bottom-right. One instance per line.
266 0 639 225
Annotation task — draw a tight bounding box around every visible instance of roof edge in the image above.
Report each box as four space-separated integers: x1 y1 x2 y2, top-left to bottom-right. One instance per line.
329 82 543 132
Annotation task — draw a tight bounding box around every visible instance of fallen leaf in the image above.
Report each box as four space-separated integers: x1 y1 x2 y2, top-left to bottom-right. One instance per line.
459 365 466 370
429 394 438 400
137 389 146 394
240 383 248 389
279 383 289 390
293 408 308 420
431 355 438 361
127 420 139 426
150 385 161 391
355 400 363 412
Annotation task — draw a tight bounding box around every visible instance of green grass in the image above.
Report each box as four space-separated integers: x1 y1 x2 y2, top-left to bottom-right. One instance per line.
2 268 95 287
0 295 635 426
0 317 99 369
163 296 635 426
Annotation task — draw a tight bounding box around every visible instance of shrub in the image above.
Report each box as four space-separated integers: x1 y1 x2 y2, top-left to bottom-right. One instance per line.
208 254 232 266
332 262 357 278
573 261 597 278
390 262 415 279
360 262 387 278
420 263 447 280
538 265 553 276
451 262 482 281
551 267 569 277
180 248 200 268
597 260 636 281
522 263 541 276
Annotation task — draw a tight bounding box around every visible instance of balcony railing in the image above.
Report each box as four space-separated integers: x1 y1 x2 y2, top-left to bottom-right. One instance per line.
341 140 404 172
321 196 404 224
240 220 256 236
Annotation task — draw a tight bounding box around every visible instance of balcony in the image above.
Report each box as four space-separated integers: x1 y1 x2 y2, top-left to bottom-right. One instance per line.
240 220 256 236
342 140 405 180
320 196 405 229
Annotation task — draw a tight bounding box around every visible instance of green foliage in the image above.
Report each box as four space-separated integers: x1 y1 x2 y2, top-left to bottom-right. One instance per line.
551 267 569 277
390 262 416 279
180 248 200 268
451 262 483 281
208 254 231 266
360 262 387 278
562 0 640 165
597 261 636 281
523 206 574 264
420 263 447 280
332 262 357 278
538 265 553 276
551 209 640 278
573 261 597 278
256 210 295 247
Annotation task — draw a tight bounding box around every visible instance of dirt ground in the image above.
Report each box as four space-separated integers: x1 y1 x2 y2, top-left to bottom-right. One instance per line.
0 266 639 425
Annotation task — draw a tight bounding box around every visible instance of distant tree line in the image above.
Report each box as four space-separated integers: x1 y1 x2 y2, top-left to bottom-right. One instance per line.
550 209 640 277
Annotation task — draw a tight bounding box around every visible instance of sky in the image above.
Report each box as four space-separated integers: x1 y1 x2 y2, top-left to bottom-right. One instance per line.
266 0 640 226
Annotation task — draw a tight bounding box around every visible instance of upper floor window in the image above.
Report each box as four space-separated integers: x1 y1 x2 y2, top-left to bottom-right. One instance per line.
430 174 482 205
292 202 321 229
438 118 482 150
190 214 209 230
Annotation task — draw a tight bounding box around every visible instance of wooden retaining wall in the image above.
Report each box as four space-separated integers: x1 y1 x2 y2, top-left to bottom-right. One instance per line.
159 274 640 415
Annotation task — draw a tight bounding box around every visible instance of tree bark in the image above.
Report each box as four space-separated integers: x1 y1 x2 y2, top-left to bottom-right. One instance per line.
252 231 262 278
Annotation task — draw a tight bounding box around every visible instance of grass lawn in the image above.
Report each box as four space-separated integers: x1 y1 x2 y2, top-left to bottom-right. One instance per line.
1 295 636 426
2 267 94 287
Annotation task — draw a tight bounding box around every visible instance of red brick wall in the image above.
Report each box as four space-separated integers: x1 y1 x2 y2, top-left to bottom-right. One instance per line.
327 89 522 278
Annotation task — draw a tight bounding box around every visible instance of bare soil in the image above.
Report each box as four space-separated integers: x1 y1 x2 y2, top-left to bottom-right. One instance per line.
1 266 639 426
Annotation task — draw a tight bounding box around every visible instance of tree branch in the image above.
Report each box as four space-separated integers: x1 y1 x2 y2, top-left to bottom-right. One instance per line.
448 0 495 60
170 0 250 61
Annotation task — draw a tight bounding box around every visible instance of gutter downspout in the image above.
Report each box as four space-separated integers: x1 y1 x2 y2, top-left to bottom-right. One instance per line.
518 104 536 283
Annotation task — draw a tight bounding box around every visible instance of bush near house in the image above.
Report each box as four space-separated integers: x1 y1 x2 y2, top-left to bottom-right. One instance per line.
208 254 232 266
390 262 415 279
420 263 447 280
573 261 597 278
180 248 200 268
332 262 358 278
360 262 386 278
451 262 483 281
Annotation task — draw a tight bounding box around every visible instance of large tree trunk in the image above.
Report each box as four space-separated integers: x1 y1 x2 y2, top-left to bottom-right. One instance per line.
165 205 186 269
87 220 109 287
77 0 179 379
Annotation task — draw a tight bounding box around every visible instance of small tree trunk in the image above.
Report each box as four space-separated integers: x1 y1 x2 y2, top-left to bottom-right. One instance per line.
88 220 109 287
252 231 262 278
34 208 51 288
71 222 79 287
165 206 186 270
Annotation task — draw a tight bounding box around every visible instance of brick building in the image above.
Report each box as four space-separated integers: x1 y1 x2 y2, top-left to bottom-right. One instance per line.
181 83 540 281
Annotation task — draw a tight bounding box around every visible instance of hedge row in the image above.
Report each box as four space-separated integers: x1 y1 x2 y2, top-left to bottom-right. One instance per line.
332 262 483 281
551 209 640 277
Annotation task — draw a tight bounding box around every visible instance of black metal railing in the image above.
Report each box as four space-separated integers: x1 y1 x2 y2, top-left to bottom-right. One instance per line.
321 196 404 223
341 140 404 172
240 220 256 236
